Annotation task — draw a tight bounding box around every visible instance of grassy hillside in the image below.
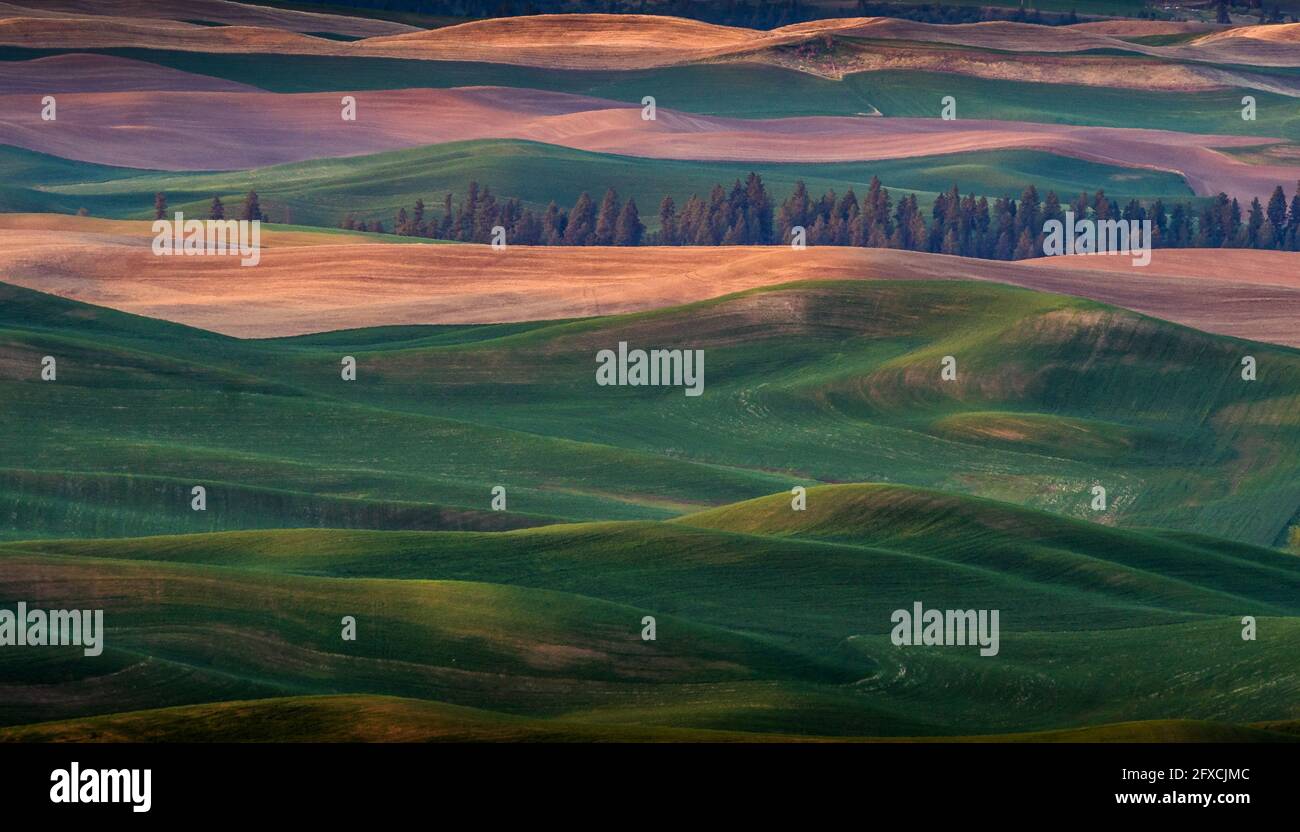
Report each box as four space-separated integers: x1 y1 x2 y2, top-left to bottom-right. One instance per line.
4 268 1299 739
844 70 1300 142
3 696 1295 743
2 279 1300 548
4 141 1194 229
3 7 1298 746
15 485 1300 632
277 280 1300 547
0 469 558 540
1 484 1296 737
3 278 1299 546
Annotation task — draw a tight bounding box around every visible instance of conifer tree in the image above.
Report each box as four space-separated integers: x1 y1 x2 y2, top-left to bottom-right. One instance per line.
594 188 621 245
657 196 677 245
564 192 596 245
614 198 644 246
1012 227 1037 260
242 191 262 222
542 201 566 245
413 198 426 237
1266 185 1287 249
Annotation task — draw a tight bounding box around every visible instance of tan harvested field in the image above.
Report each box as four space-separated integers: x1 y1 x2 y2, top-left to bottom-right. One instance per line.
1198 21 1300 44
2 13 1295 94
0 86 612 170
1065 21 1219 36
2 83 1291 200
2 215 1297 345
828 17 1142 51
0 16 345 53
0 12 801 67
823 18 1300 67
1028 247 1300 288
2 13 1297 69
0 53 258 93
0 0 418 36
779 45 1263 91
0 13 782 66
358 13 780 68
0 17 337 53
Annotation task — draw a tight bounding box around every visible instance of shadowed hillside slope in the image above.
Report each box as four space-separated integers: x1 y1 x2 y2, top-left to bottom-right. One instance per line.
1 484 1296 737
2 696 1295 743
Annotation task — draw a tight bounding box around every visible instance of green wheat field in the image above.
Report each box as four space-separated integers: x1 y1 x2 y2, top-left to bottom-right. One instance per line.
3 278 1298 741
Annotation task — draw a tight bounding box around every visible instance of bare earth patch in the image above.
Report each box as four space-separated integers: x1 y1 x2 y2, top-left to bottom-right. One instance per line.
1 216 1297 346
0 53 260 93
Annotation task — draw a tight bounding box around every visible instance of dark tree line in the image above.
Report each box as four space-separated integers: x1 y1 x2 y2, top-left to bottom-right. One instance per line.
1219 0 1293 24
343 182 646 245
152 190 265 222
341 175 1300 256
300 0 1094 29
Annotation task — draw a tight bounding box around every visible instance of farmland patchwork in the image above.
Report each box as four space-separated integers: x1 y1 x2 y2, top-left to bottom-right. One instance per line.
0 3 1297 744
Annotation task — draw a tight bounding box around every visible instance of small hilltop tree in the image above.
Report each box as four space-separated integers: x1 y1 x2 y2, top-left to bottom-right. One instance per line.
209 196 224 220
242 191 263 222
412 198 426 237
153 192 167 220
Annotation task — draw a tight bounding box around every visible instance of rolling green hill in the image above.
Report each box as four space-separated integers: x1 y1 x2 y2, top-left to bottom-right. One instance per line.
14 484 1300 633
3 696 1295 743
3 278 1299 546
4 272 1299 740
4 141 1194 229
843 70 1300 142
3 6 1298 746
1 484 1296 737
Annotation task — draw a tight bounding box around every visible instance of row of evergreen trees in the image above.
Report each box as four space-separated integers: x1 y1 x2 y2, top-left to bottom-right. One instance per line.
342 182 646 245
341 175 1300 257
155 191 266 223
